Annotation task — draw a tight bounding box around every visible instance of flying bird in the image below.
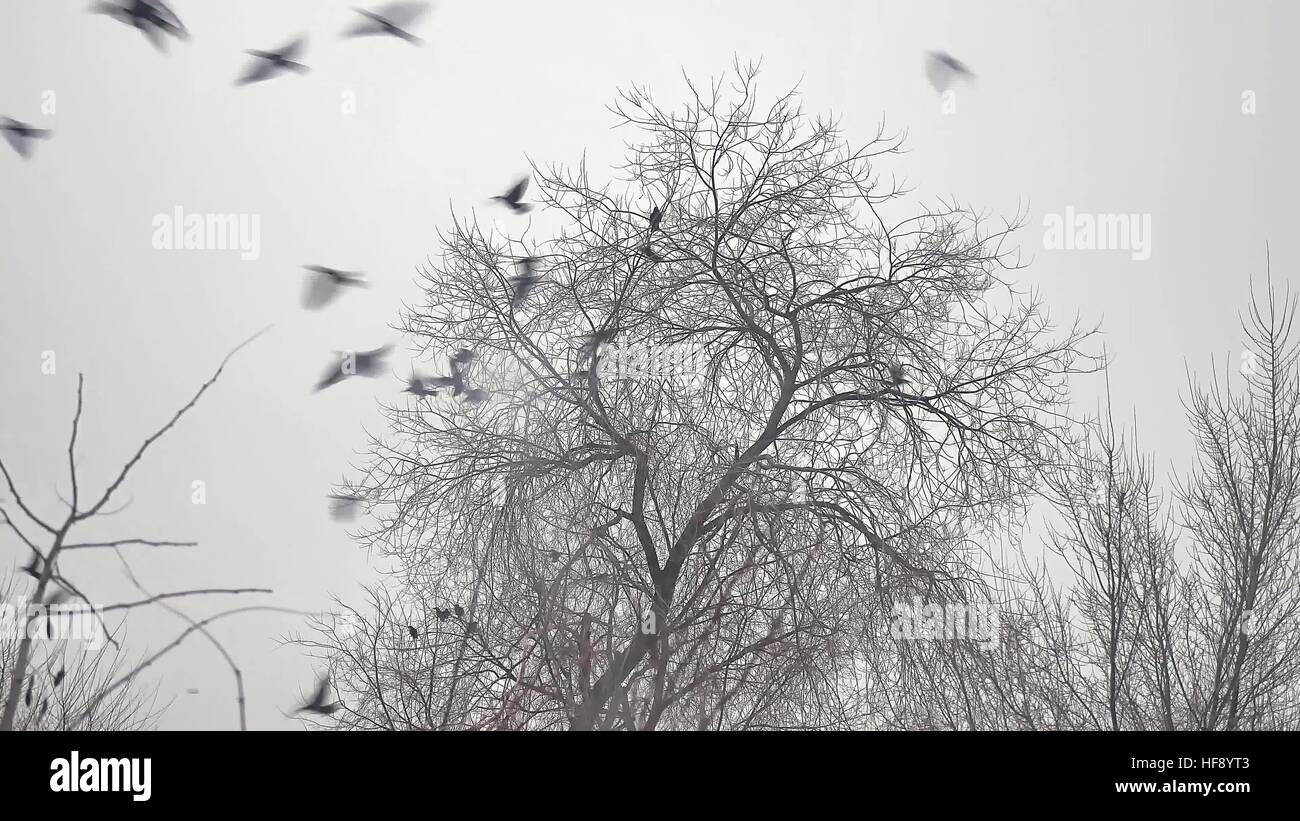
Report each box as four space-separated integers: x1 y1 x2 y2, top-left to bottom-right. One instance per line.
91 0 188 51
883 363 910 389
404 373 439 398
492 177 533 214
925 51 975 93
508 257 544 311
53 669 66 689
297 674 340 715
314 345 393 392
237 36 310 85
327 492 366 521
406 625 419 640
343 2 430 44
302 265 367 309
577 326 620 367
1 118 52 159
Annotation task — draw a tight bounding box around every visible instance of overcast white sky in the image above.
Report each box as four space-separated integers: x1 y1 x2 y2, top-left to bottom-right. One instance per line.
1 0 1294 729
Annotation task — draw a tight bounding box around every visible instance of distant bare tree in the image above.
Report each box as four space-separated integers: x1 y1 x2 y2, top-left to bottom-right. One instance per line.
0 329 276 731
309 65 1093 730
0 576 161 731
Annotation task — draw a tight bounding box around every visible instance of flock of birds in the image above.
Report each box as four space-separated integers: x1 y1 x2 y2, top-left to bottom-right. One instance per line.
3 0 963 721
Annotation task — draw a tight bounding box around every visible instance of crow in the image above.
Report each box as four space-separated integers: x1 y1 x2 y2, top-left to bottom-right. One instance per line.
314 345 393 392
435 607 451 621
302 265 367 309
406 625 418 640
507 257 544 311
343 2 431 44
1 118 52 159
648 205 663 233
237 36 310 85
925 51 975 94
297 674 340 715
492 177 533 214
453 604 465 618
882 363 910 389
91 0 188 51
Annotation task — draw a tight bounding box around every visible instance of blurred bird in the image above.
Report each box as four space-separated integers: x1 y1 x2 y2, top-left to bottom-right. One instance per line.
403 374 438 398
343 2 430 44
186 688 200 695
24 680 32 708
406 625 418 640
301 265 367 309
327 492 366 521
314 345 393 392
466 621 479 634
453 604 465 618
91 0 188 51
577 326 619 367
463 387 490 404
547 550 562 563
435 607 451 621
639 244 664 264
925 51 975 93
297 674 340 715
52 669 65 689
237 36 310 85
882 363 910 389
1 118 52 159
648 205 663 233
507 256 543 311
492 177 533 214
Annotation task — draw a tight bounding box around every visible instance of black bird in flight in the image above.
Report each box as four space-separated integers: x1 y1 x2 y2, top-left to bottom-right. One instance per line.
327 492 366 521
238 36 310 85
406 625 419 640
302 265 367 309
492 177 533 214
925 51 975 93
404 373 438 398
1 118 52 159
343 2 431 44
297 674 341 715
91 0 188 51
577 326 620 367
508 256 543 311
882 363 910 389
53 669 66 689
314 345 393 392
428 348 484 401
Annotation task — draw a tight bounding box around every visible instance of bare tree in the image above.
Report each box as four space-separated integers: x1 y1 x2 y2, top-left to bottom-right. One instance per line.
0 329 275 731
310 65 1093 730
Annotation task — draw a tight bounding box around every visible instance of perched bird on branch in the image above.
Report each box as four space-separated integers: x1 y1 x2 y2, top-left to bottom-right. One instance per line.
406 625 418 640
882 362 910 389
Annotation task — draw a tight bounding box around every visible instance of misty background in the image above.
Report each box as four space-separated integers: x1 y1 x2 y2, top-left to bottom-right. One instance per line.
0 0 1293 728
